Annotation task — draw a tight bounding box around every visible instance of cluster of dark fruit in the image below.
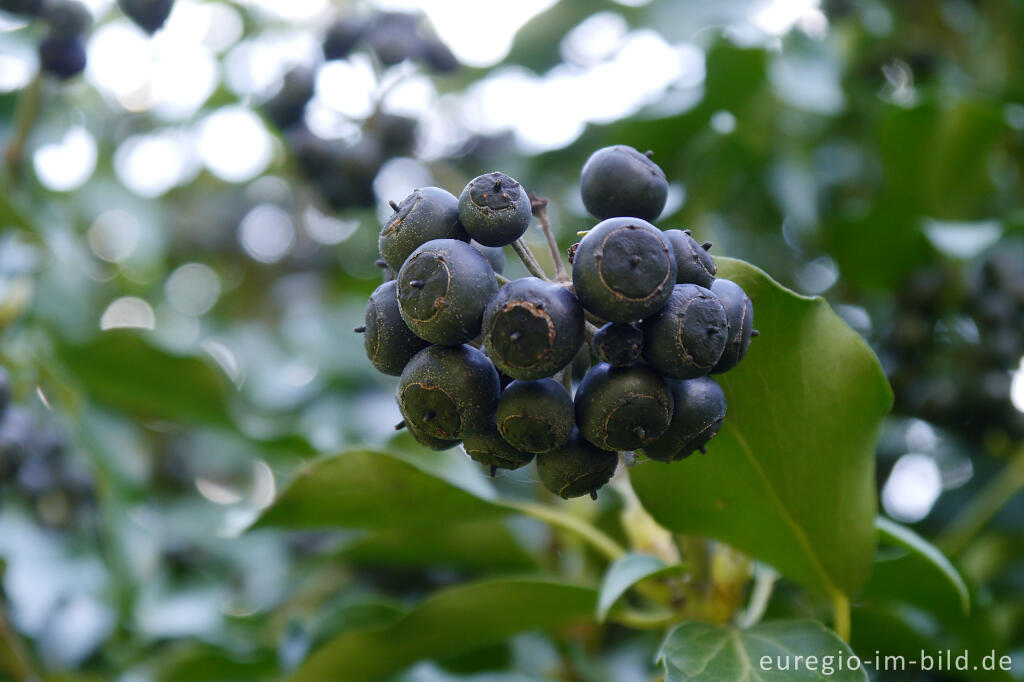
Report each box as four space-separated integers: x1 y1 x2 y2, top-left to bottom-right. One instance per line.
1 0 173 79
0 367 95 529
882 247 1024 442
260 12 457 212
356 145 758 500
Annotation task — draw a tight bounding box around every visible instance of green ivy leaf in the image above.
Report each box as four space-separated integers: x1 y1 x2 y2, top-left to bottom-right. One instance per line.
631 258 892 597
287 578 596 682
658 620 868 681
865 517 970 618
56 330 234 426
596 552 682 621
255 449 507 531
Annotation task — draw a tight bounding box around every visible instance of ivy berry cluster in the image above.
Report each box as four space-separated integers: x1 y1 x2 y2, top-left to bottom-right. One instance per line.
357 145 757 500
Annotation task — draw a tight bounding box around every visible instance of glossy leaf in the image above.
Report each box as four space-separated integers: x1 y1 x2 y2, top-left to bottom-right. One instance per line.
56 330 234 426
658 620 867 682
631 258 892 596
865 517 970 618
255 449 506 531
287 578 596 681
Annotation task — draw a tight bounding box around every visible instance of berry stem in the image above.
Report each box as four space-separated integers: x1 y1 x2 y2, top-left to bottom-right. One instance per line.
938 445 1024 556
530 193 568 281
736 564 777 629
511 238 550 281
495 273 511 286
607 607 679 631
501 499 626 561
4 71 43 184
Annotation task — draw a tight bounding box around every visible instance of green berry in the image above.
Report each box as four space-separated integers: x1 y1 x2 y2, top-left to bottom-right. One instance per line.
397 239 497 345
641 377 726 462
380 187 468 271
664 229 716 288
641 284 727 379
458 172 532 247
462 425 534 476
482 277 584 380
536 429 618 500
397 344 500 439
579 145 667 222
574 363 673 451
572 217 677 323
495 379 574 453
710 278 754 374
406 421 461 451
361 280 430 376
592 323 642 367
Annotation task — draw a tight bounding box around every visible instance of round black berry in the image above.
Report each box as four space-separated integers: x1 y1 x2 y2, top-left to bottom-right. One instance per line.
421 37 458 73
366 112 418 156
642 377 726 462
482 277 584 380
579 145 667 222
117 0 174 33
664 229 716 288
406 420 461 451
365 12 419 66
42 0 91 39
471 240 505 274
572 217 677 323
397 344 500 439
536 429 618 500
323 16 368 60
458 172 532 247
574 363 673 451
38 36 86 79
0 0 44 15
462 425 534 476
710 278 754 374
380 187 467 272
641 284 728 379
362 280 430 376
495 379 574 453
397 239 497 345
262 66 315 131
592 323 643 367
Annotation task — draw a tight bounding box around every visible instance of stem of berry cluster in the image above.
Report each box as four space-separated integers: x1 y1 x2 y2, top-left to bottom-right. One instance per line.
530 193 568 281
502 499 626 561
511 238 550 280
4 71 43 183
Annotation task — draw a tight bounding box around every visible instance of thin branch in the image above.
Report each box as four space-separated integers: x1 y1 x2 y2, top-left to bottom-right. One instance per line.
531 193 568 281
939 446 1024 556
511 238 550 281
501 499 626 562
737 564 777 629
607 607 679 631
496 273 510 286
5 71 43 183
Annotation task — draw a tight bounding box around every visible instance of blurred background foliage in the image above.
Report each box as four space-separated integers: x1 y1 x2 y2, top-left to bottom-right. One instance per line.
0 0 1023 679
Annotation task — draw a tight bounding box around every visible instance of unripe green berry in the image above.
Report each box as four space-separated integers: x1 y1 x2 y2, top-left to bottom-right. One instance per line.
641 377 726 462
574 363 673 451
458 172 532 247
380 187 468 272
462 425 534 476
362 280 429 376
397 344 500 439
592 323 642 367
495 379 574 453
664 229 716 288
572 217 677 323
710 278 754 374
579 145 667 222
536 429 618 500
482 278 584 380
397 239 498 345
641 284 727 379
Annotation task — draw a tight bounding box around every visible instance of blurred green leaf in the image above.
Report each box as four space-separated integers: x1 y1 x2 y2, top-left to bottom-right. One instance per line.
287 578 596 682
56 330 234 426
866 517 969 618
658 620 867 681
339 518 539 572
596 552 681 621
631 258 892 596
255 449 507 531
